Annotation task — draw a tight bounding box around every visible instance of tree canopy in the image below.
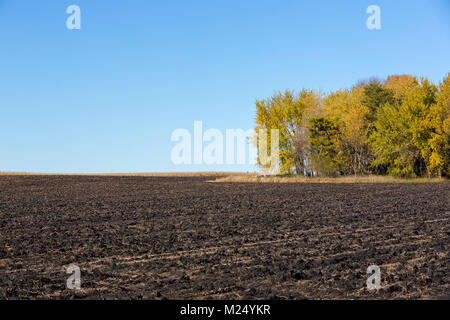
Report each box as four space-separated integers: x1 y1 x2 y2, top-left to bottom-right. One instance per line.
254 72 450 177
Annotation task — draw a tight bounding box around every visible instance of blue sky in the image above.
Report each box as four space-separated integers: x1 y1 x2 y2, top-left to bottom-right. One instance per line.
0 0 449 173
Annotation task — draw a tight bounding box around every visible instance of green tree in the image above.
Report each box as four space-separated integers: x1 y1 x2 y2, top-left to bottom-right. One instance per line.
308 117 339 176
361 83 395 125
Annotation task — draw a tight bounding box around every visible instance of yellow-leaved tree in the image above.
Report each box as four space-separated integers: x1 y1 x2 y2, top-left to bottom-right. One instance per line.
254 89 321 174
323 86 371 174
254 72 449 177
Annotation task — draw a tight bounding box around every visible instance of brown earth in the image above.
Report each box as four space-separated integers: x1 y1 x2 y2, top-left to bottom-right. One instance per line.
0 175 448 299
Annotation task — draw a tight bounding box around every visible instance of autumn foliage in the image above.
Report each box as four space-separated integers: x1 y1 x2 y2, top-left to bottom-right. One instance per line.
254 73 450 178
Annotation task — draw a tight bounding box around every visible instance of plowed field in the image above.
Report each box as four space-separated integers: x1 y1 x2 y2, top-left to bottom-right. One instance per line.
0 176 448 299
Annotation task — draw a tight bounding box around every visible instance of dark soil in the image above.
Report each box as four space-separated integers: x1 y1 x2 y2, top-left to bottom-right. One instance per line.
0 175 448 299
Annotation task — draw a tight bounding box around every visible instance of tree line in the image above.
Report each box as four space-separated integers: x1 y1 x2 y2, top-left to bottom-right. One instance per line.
254 73 450 178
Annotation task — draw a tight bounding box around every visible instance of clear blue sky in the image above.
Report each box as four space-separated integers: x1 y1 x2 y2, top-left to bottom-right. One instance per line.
1 0 449 173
